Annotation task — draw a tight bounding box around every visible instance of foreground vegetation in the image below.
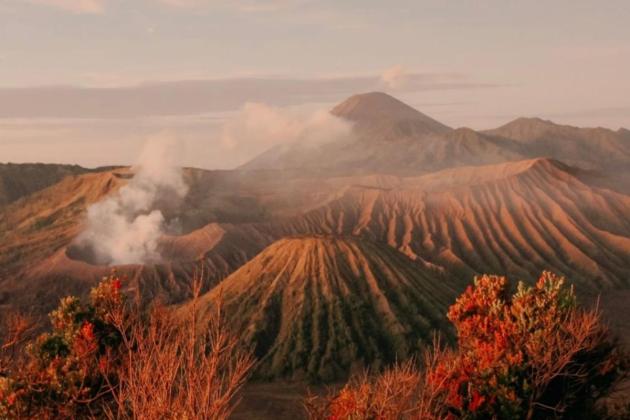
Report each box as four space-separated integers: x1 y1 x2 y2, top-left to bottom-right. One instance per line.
1 271 628 419
0 275 254 419
306 272 629 419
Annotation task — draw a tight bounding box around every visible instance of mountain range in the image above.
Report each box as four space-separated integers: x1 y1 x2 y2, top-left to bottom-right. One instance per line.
1 92 629 382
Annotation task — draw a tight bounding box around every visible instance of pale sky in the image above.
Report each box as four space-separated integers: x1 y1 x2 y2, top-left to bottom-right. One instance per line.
0 0 629 168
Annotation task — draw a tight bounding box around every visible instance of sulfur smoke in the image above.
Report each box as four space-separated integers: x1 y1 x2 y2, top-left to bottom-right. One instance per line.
75 135 188 265
220 102 354 163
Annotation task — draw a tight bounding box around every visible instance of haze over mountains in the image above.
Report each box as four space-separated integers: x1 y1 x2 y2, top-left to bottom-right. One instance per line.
1 92 629 382
243 92 630 180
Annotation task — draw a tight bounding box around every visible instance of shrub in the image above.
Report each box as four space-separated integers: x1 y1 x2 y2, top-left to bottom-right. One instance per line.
0 276 124 418
107 282 255 420
307 272 627 419
0 274 254 419
304 342 450 420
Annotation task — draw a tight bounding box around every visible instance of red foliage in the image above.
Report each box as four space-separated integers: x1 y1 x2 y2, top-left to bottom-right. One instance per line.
0 275 125 418
307 272 626 420
1 273 255 419
428 271 622 418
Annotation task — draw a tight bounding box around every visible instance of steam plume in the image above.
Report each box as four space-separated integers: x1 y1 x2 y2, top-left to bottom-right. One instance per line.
221 102 353 161
76 135 188 265
381 65 409 89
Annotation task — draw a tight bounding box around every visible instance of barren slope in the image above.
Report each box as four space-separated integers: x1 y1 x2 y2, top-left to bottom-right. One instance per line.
0 167 362 314
0 170 129 312
3 157 629 318
190 236 454 381
0 163 90 207
0 170 127 276
273 158 630 289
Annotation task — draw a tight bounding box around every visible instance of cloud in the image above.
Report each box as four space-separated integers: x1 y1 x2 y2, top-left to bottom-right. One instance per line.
155 0 202 7
21 0 305 14
381 65 409 89
75 134 188 265
0 74 501 119
154 0 306 12
26 0 105 14
221 102 353 162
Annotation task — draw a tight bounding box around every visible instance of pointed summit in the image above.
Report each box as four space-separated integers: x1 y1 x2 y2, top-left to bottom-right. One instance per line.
331 92 451 134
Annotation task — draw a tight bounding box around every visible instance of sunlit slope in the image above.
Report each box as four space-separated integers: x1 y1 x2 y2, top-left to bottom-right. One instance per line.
275 158 630 288
0 169 127 277
0 163 90 207
190 236 454 381
3 157 629 318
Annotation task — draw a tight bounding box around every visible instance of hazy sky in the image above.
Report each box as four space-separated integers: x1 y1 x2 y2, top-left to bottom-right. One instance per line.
1 0 629 168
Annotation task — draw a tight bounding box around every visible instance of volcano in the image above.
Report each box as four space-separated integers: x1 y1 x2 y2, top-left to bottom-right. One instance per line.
330 91 452 135
188 235 454 381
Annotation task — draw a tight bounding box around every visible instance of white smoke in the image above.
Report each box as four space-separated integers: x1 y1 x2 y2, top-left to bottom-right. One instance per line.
221 102 354 160
75 135 188 265
381 65 409 89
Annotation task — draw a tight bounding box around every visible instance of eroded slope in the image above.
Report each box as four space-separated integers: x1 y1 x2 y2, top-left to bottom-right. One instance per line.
190 236 454 381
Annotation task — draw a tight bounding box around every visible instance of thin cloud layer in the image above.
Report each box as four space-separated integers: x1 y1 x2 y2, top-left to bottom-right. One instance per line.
0 73 499 119
26 0 105 14
156 0 304 11
22 0 304 13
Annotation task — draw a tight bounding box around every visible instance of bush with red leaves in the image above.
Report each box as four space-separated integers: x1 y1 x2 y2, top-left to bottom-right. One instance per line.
307 272 627 419
433 271 624 419
0 273 254 420
0 275 124 418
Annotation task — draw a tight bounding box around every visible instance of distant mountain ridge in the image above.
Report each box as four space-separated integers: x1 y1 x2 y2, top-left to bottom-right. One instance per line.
241 93 525 174
0 163 90 207
242 92 630 176
486 117 630 170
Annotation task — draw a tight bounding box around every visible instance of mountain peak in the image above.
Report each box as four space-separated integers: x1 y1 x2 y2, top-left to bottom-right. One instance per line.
497 117 566 131
485 116 569 140
331 92 451 133
504 117 559 129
